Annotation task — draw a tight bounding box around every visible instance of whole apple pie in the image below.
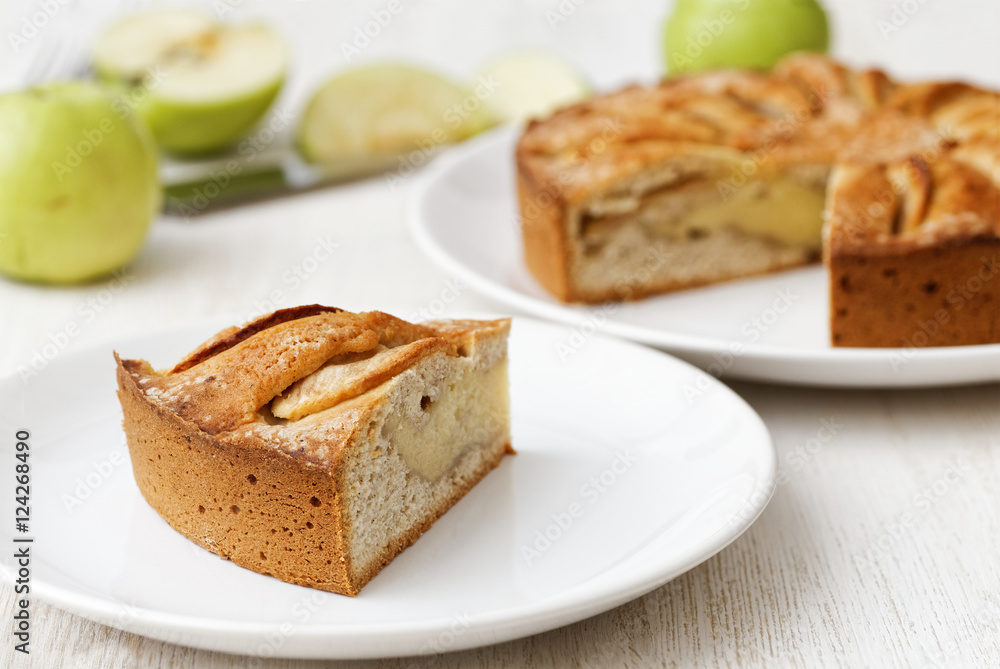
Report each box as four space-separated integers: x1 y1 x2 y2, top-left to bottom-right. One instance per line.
515 54 999 347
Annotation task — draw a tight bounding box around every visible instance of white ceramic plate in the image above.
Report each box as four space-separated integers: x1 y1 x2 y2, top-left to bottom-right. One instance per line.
0 315 774 659
409 127 1000 388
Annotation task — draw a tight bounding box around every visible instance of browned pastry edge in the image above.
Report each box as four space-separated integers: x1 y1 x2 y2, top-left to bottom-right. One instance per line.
516 168 574 301
171 304 343 374
116 342 510 596
118 353 356 593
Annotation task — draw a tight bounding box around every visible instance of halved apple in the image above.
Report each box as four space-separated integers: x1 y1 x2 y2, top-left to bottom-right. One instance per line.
93 10 287 156
475 51 590 122
296 64 494 165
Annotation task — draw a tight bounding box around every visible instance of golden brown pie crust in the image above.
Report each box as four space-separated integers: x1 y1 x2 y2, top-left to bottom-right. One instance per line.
515 53 1000 347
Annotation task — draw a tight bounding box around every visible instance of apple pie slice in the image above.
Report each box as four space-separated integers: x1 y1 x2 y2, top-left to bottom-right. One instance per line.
116 305 511 595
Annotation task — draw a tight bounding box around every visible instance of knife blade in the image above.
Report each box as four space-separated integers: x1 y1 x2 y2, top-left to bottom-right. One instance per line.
161 152 403 217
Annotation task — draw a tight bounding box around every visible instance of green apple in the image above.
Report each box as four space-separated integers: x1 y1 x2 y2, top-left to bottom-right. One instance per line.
93 10 287 156
664 0 829 75
297 64 494 164
476 51 590 122
0 82 160 284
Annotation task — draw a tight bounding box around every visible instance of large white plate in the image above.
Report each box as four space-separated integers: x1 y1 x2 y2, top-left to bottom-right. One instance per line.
409 127 1000 388
1 315 773 659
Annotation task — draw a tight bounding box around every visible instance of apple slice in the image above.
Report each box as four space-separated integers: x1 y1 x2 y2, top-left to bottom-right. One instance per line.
93 10 287 156
475 51 590 122
296 64 494 164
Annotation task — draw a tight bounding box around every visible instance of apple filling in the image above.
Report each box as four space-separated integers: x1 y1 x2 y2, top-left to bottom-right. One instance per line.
580 170 828 254
379 363 508 481
270 340 448 421
269 341 509 482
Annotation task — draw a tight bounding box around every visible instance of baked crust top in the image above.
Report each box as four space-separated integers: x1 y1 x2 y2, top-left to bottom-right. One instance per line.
116 306 511 467
515 53 1000 254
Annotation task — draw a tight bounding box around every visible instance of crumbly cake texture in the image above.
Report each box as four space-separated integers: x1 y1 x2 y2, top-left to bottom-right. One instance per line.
115 306 512 596
516 53 999 347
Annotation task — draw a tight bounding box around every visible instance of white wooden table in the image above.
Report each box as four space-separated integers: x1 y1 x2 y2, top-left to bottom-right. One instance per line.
2 1 999 667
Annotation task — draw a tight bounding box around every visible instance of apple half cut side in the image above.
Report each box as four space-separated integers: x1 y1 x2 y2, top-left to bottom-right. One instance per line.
475 52 591 123
93 11 288 156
